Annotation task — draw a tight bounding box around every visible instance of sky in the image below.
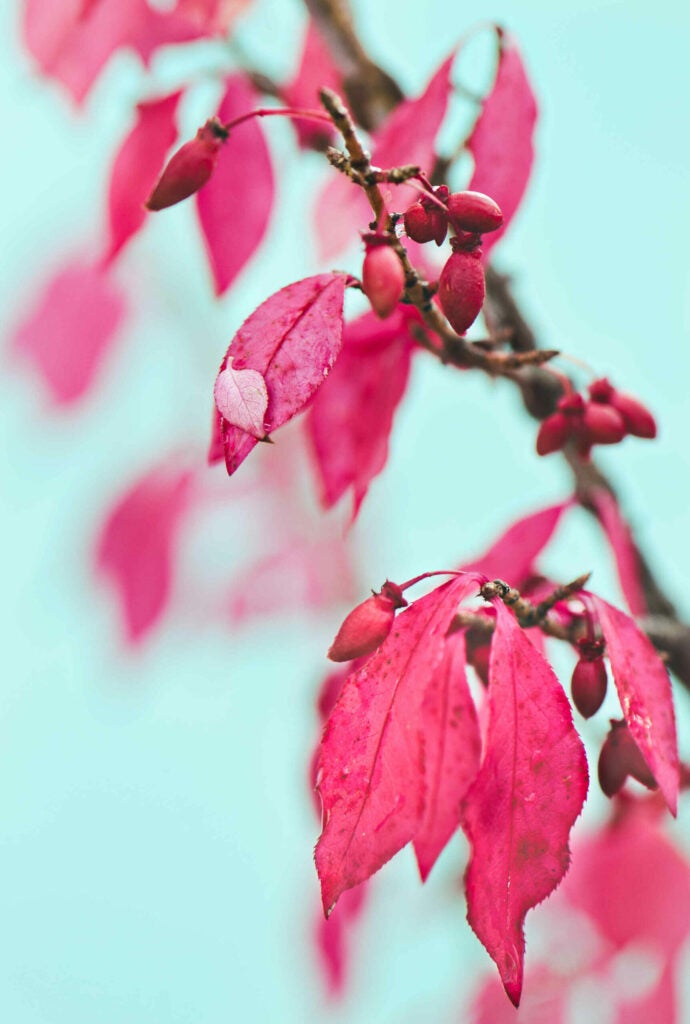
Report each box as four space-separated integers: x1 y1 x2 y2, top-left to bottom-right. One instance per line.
0 1 689 1021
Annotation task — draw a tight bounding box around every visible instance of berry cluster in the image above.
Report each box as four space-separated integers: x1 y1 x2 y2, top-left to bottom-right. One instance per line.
537 378 657 458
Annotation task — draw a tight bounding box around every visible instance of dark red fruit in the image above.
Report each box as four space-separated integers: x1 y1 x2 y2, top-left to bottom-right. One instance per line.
362 238 405 319
598 719 658 797
536 412 570 456
328 582 407 662
581 402 626 445
146 117 229 210
437 245 485 334
571 656 608 718
403 200 447 246
447 190 503 234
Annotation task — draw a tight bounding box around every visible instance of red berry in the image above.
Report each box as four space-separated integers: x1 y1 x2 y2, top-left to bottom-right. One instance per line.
146 118 229 210
437 246 485 334
446 190 504 234
328 583 407 662
403 201 448 246
536 411 571 455
362 239 405 319
571 656 608 718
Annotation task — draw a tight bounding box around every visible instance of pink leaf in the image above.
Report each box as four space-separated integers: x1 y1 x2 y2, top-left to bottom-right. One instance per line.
462 501 571 584
213 357 268 439
22 0 201 105
218 273 348 476
96 462 194 644
282 20 342 149
467 30 538 260
460 601 588 1006
315 572 480 914
105 90 182 264
470 966 569 1024
590 489 647 617
306 307 416 515
196 74 274 296
315 52 456 260
11 258 126 405
413 631 481 881
315 883 368 998
589 595 679 814
174 0 252 34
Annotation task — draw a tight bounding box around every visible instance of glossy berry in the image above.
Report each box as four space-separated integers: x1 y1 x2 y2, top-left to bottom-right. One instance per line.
403 186 449 246
328 582 407 662
146 117 229 211
446 190 504 234
598 719 658 797
571 653 608 718
589 378 657 439
438 243 485 335
361 237 405 319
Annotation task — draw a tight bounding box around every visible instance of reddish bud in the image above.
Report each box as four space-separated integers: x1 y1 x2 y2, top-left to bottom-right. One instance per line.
146 118 229 211
437 245 485 334
446 190 504 234
536 412 570 455
361 238 405 319
403 202 447 246
327 582 407 662
588 378 657 440
582 401 626 445
571 656 608 718
598 719 658 797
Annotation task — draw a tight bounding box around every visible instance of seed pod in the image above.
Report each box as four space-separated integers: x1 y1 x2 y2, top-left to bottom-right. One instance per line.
146 118 229 211
438 246 485 334
536 412 571 456
598 719 658 797
588 378 657 439
447 190 504 233
403 202 447 246
582 402 626 445
362 239 405 319
328 583 407 662
571 656 608 718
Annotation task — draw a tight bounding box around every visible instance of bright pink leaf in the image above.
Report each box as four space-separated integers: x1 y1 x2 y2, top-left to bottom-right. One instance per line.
282 20 342 148
218 273 348 476
105 90 182 264
96 463 194 644
214 358 268 439
413 631 481 881
460 601 588 1006
467 30 538 260
315 573 480 914
11 259 126 405
589 595 678 814
315 52 456 260
306 307 416 515
196 74 274 296
590 489 647 617
22 0 201 105
461 500 571 584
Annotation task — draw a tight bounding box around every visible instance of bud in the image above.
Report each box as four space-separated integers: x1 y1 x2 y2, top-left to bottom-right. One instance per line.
146 117 229 211
437 244 485 335
571 655 607 718
446 191 504 234
327 582 407 662
598 719 658 797
361 237 405 319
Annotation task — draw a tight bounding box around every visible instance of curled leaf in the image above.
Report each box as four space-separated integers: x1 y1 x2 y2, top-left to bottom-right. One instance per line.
213 357 268 439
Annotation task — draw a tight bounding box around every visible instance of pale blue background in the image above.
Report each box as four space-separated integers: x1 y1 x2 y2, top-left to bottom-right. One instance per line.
1 0 689 1021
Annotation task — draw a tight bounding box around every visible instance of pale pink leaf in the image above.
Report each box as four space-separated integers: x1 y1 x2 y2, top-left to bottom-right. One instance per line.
282 20 341 149
467 31 538 260
196 73 274 296
590 489 647 617
306 308 415 515
461 601 588 1006
413 631 481 881
470 966 569 1024
565 812 690 957
213 357 268 439
616 964 675 1024
22 0 201 105
218 273 347 476
105 90 182 264
315 883 368 998
461 501 571 584
11 258 126 405
590 594 679 814
315 52 456 260
315 573 481 914
96 463 194 644
174 0 252 34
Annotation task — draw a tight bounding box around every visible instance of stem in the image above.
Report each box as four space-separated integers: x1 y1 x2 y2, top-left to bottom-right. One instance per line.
223 106 333 132
397 570 464 592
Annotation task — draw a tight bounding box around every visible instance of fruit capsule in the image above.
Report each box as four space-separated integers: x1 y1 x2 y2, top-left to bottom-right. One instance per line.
146 117 229 211
446 190 504 234
437 246 485 334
